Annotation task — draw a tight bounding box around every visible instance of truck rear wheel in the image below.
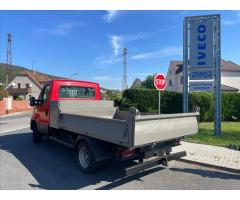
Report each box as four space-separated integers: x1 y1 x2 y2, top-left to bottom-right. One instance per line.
77 141 98 173
32 123 42 143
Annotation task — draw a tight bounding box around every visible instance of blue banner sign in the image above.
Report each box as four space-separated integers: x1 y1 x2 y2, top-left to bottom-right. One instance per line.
189 70 213 80
189 20 214 68
189 81 213 91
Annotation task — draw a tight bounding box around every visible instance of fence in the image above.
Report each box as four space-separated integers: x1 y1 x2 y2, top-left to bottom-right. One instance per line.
0 98 32 115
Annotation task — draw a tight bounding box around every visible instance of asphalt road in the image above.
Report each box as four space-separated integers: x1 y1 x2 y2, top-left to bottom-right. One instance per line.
0 113 31 133
0 114 240 190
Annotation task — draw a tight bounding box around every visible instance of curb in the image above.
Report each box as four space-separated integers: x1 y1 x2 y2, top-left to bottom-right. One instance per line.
0 111 32 118
177 158 240 174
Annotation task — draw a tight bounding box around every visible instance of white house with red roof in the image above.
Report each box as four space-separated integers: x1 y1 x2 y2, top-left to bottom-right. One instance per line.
5 71 51 100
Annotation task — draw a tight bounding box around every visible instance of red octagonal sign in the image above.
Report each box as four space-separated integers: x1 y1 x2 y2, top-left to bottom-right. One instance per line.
154 73 167 91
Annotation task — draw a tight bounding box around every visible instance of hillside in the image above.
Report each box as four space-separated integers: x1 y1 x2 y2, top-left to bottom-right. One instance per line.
0 63 121 96
0 63 65 85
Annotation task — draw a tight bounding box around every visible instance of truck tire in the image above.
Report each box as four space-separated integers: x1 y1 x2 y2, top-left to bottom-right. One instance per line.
77 141 98 173
32 123 42 143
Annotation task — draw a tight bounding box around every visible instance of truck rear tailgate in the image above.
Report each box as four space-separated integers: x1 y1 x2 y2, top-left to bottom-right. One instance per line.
133 113 198 147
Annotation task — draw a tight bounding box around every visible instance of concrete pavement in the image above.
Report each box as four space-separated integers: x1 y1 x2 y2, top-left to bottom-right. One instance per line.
173 141 240 173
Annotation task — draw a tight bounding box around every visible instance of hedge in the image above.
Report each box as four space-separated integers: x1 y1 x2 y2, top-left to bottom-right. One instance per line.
116 89 240 122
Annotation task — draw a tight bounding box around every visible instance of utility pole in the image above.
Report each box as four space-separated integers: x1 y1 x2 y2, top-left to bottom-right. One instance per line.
6 33 12 65
5 74 8 86
6 33 13 86
122 48 128 91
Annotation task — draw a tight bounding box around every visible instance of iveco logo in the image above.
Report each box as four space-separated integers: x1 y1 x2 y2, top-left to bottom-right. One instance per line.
197 24 206 66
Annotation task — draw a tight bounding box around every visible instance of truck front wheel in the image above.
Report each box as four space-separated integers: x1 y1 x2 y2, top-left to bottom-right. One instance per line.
32 123 42 143
77 141 98 173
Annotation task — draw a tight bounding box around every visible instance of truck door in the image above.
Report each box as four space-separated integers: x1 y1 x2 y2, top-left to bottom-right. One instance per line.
37 84 51 135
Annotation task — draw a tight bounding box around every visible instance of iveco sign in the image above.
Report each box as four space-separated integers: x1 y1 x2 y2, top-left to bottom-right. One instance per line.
189 20 214 68
183 14 221 137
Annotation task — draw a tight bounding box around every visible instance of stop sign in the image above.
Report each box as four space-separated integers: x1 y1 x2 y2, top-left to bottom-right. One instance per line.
154 73 167 91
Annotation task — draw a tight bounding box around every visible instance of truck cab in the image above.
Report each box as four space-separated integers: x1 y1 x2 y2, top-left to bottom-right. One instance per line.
30 79 101 137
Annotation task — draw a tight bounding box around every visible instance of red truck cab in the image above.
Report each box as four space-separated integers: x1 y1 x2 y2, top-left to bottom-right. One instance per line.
30 79 101 137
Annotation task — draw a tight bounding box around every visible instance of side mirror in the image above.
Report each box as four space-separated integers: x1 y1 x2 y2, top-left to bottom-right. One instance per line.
29 96 36 106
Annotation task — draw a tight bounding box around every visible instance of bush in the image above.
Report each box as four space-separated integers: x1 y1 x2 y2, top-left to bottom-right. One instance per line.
0 88 9 100
221 93 240 121
117 89 240 122
120 89 182 113
15 96 24 101
188 92 213 122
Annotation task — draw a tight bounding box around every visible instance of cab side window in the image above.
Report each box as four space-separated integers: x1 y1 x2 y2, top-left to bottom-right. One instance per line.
39 85 50 103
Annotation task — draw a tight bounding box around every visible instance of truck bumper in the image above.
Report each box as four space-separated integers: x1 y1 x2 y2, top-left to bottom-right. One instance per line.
124 151 187 176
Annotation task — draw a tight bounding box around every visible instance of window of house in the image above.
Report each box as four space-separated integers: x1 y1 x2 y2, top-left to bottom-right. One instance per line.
18 83 21 88
26 83 29 88
180 76 183 85
169 79 172 86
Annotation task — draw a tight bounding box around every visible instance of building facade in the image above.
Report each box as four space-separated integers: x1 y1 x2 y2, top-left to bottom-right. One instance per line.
166 59 240 93
5 71 51 100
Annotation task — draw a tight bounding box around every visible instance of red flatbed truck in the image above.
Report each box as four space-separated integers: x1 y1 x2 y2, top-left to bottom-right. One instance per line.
30 79 199 175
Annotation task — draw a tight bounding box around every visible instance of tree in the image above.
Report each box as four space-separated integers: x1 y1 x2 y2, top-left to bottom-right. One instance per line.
131 78 142 89
0 86 9 100
141 75 155 89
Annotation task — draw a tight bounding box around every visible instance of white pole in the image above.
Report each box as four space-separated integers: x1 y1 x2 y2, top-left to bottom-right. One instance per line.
158 91 161 114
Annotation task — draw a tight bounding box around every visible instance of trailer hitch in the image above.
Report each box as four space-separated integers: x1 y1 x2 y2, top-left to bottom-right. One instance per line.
124 151 187 176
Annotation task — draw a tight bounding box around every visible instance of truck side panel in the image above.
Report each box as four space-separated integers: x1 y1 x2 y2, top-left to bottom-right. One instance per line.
59 113 130 146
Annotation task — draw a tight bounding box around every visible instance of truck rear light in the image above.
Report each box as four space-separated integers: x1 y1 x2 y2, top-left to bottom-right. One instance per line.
175 139 181 146
120 149 136 158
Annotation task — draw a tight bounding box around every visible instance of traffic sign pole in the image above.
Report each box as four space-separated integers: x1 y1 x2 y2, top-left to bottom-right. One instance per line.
158 91 161 114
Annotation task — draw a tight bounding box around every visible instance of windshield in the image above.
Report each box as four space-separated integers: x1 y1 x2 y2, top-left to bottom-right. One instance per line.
59 86 96 99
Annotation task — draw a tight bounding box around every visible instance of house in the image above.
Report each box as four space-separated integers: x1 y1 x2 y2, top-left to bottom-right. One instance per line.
166 59 240 93
5 70 51 100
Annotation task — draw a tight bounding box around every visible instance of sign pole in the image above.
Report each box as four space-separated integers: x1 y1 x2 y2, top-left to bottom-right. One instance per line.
214 15 221 136
158 91 161 114
183 17 189 113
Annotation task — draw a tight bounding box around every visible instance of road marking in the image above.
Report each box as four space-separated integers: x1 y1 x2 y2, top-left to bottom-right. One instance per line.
0 126 30 134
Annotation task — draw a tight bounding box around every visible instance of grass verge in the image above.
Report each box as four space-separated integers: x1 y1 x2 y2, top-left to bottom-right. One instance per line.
185 122 240 150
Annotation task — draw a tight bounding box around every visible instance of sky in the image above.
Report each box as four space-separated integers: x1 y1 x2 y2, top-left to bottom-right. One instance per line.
0 10 240 89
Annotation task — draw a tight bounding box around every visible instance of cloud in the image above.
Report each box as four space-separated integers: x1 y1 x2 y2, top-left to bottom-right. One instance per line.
222 13 240 26
131 46 182 60
123 25 177 42
132 73 153 76
93 76 121 81
110 35 123 56
103 10 119 22
95 55 121 65
36 22 85 36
